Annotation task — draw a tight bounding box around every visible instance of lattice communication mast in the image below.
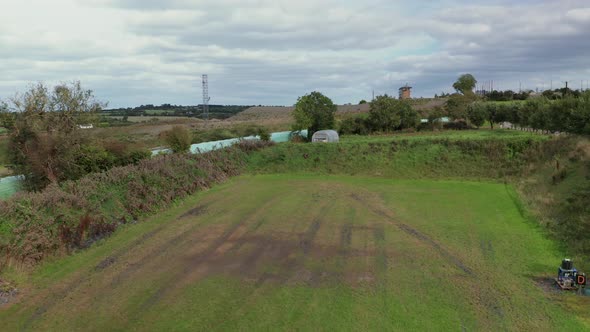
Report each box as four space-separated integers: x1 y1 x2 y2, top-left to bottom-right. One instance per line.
202 74 210 120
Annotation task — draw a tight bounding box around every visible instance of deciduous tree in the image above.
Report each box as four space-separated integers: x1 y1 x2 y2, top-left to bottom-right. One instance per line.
467 103 487 128
293 91 336 140
8 81 104 190
453 74 477 95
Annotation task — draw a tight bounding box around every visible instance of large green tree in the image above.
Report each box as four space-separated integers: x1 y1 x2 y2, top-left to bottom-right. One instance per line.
292 91 336 140
445 94 471 120
453 74 477 95
367 95 416 132
467 102 487 128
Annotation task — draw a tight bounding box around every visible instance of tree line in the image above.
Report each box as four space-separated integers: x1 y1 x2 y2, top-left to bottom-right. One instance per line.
291 92 420 138
467 92 590 134
104 104 252 120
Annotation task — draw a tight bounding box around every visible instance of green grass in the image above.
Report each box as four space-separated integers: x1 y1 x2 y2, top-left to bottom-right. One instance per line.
341 129 547 143
0 175 586 330
247 130 546 179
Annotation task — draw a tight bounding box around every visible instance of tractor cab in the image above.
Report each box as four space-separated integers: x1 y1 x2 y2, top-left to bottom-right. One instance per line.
556 259 586 290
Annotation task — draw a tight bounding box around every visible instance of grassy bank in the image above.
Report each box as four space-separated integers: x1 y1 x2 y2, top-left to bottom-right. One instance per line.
247 130 547 179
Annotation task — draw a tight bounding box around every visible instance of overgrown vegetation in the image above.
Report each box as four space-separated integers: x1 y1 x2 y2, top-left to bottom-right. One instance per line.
191 124 271 144
248 131 546 179
162 126 192 153
515 137 590 259
2 82 151 191
0 141 273 268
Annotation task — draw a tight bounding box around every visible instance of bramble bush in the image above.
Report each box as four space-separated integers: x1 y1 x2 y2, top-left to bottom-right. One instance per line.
0 141 271 269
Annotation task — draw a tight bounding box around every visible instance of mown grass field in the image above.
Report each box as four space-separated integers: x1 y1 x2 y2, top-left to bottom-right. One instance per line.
1 175 586 330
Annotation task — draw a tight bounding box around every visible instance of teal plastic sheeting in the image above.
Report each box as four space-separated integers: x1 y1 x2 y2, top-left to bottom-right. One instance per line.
190 135 257 154
151 130 307 156
0 175 22 199
1 130 309 199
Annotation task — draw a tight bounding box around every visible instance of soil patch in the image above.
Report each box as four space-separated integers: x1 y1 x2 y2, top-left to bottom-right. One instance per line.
177 204 208 220
0 280 18 307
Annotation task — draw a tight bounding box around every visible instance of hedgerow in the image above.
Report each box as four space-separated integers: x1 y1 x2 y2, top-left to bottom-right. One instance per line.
0 140 274 269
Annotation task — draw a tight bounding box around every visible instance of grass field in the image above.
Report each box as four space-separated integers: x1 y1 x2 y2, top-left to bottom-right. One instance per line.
1 175 586 330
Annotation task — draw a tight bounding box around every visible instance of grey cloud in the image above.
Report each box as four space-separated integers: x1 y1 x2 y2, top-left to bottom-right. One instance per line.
2 0 590 107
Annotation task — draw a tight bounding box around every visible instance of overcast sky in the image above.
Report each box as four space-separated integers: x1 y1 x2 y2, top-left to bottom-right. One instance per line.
1 0 590 107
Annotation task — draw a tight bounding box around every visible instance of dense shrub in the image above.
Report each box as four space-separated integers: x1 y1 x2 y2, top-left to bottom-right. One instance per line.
443 120 473 130
339 96 419 135
257 127 271 141
0 147 251 268
192 124 271 144
162 126 192 153
7 82 103 191
339 117 370 135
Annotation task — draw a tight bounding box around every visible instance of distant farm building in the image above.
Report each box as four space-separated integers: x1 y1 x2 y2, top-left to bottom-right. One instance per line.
500 122 514 129
399 85 412 100
78 124 94 129
420 117 451 124
312 130 339 143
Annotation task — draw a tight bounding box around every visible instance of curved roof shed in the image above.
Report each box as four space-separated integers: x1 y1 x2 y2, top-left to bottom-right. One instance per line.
312 130 339 143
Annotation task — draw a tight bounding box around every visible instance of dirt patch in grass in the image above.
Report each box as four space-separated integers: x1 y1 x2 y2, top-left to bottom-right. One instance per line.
0 279 18 307
177 204 208 220
534 276 562 295
133 211 386 314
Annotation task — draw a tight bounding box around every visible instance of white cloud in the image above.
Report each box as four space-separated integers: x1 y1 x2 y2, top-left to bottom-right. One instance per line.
0 0 590 106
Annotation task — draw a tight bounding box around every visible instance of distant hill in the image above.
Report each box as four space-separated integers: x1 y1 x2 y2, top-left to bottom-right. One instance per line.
103 104 253 120
230 104 371 122
229 99 447 122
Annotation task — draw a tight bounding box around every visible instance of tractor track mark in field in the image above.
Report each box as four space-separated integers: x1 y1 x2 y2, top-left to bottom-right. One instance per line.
350 193 474 277
136 197 283 312
95 204 207 272
26 217 212 329
139 219 250 311
108 226 207 288
224 217 269 254
177 204 209 220
23 275 92 330
298 200 334 257
300 219 322 255
373 225 385 243
340 223 353 251
373 225 388 273
480 240 494 260
94 226 164 272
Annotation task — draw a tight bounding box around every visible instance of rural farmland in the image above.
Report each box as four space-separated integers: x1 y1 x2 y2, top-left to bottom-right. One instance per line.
3 0 590 330
1 174 585 330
